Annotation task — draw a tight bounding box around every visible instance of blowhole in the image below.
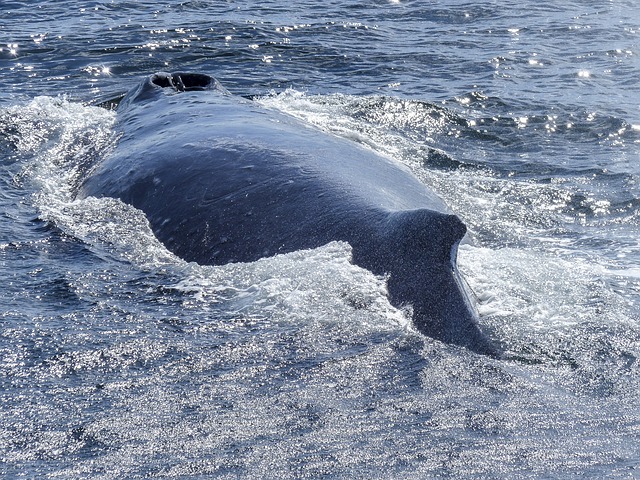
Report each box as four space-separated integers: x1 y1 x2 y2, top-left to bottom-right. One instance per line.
151 72 213 92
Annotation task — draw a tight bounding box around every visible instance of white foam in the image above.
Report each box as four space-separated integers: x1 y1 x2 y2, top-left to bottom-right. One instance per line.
171 241 410 333
458 244 637 333
10 97 179 268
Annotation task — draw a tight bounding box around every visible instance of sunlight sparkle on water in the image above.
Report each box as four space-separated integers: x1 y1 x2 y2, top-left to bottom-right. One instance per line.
82 65 112 76
6 43 18 56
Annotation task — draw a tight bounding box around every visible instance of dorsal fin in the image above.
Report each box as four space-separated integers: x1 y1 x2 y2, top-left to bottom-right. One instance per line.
376 209 498 356
383 209 467 261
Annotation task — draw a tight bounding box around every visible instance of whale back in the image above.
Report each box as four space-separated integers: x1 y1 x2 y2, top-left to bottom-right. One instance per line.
78 72 497 356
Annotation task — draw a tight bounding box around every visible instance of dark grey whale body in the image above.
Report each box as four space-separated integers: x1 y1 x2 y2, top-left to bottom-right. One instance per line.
79 72 497 356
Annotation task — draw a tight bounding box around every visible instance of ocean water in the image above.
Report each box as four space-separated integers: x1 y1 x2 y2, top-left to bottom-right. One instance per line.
1 1 639 478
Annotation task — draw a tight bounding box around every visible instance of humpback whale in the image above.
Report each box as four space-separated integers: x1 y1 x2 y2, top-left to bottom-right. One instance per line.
79 72 497 356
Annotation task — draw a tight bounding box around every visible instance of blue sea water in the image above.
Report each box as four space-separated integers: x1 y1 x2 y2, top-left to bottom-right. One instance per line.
1 1 639 478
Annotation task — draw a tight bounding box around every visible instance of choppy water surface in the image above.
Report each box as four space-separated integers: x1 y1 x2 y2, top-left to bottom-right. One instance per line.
1 1 639 478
